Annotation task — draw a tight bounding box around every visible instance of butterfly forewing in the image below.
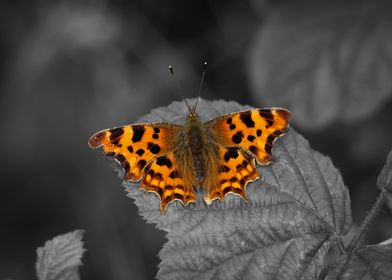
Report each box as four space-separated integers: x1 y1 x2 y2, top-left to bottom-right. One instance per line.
88 123 181 181
205 108 291 165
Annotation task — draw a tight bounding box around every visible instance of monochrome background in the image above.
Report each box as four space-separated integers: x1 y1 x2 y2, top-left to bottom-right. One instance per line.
1 0 392 279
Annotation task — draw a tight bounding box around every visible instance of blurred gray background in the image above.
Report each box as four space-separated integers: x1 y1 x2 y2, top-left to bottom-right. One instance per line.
1 0 392 279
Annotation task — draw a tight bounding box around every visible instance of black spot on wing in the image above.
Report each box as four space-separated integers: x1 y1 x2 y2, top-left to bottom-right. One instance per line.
132 126 145 142
127 146 134 153
232 131 244 144
152 134 159 139
224 147 239 162
226 118 232 125
219 165 230 173
247 135 256 142
240 111 255 128
169 170 179 179
259 110 274 127
153 173 163 181
249 145 258 155
265 135 275 154
259 109 273 119
109 127 124 140
122 162 130 173
136 149 145 156
154 127 160 133
219 179 228 185
256 129 262 137
115 154 126 163
236 164 244 171
138 159 147 169
273 129 284 137
222 186 234 195
229 124 236 130
111 139 122 147
148 169 155 176
156 155 173 168
149 144 161 154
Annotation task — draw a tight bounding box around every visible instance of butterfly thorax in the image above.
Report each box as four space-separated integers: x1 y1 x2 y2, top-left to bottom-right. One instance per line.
184 113 207 180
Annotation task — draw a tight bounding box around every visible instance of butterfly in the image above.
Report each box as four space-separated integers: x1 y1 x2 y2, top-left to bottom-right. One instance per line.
88 98 291 213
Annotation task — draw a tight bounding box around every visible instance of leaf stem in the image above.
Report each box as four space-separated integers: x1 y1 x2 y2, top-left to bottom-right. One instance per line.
348 190 385 251
336 236 345 254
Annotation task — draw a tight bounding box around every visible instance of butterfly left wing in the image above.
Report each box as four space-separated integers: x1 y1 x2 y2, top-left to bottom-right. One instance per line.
88 123 181 181
89 123 199 213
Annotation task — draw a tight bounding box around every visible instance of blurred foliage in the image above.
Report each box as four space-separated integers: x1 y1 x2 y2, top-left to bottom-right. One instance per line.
248 0 392 131
36 230 85 280
0 0 391 279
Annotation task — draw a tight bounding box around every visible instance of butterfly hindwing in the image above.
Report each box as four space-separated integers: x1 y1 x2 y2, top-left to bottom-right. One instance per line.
141 151 197 212
205 108 291 165
202 146 259 204
88 123 181 181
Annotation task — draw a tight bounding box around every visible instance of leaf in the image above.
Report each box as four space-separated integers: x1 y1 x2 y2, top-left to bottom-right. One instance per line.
324 242 392 279
247 0 392 131
36 230 85 280
122 99 352 279
377 149 392 211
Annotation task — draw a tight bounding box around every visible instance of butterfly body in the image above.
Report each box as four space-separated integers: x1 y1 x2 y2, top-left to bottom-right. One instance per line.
181 112 212 181
89 103 291 213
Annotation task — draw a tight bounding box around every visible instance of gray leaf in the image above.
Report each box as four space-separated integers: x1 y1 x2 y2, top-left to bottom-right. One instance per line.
247 0 392 131
325 242 392 279
123 99 352 279
36 230 85 280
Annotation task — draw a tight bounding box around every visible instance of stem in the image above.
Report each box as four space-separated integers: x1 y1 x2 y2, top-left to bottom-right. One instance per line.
348 190 385 251
336 236 345 254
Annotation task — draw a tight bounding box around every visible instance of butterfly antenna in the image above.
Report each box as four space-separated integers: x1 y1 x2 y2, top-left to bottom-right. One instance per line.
194 61 207 112
169 65 191 112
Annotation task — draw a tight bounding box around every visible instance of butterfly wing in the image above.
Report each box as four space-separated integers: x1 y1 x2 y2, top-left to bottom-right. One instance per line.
88 123 181 181
202 146 259 204
202 108 291 203
89 123 198 212
141 151 197 212
205 108 291 165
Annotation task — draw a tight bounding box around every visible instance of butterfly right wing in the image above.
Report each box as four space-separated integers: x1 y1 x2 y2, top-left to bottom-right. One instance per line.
204 108 291 165
202 146 259 204
202 108 291 204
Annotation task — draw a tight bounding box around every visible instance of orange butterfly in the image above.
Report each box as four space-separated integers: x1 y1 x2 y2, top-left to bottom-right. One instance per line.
88 99 291 213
